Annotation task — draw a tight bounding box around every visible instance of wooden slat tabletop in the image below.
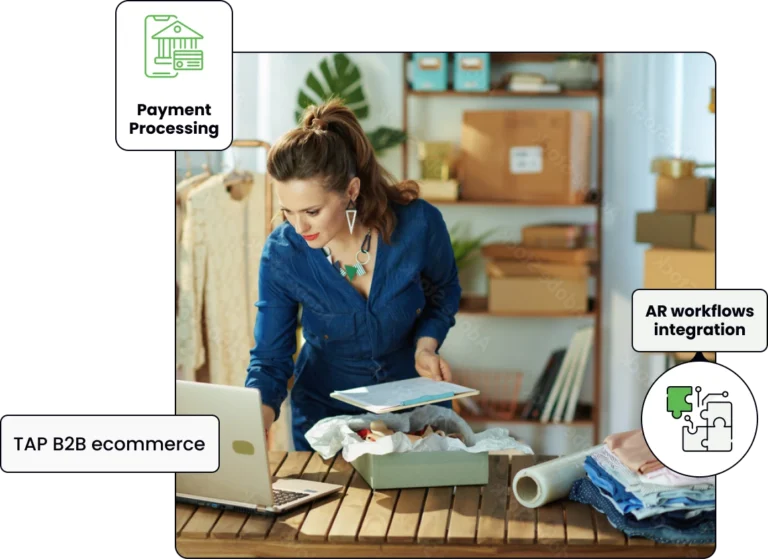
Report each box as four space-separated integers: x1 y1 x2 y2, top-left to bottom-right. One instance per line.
176 452 715 558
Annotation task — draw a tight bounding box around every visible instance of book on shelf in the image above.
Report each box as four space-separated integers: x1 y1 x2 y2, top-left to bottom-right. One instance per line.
540 325 595 423
520 348 566 420
508 82 562 93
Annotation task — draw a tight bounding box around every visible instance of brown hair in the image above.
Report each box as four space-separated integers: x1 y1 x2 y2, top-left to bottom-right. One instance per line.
266 97 419 244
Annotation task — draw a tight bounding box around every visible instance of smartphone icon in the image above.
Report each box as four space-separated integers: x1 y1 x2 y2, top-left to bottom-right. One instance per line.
145 15 178 78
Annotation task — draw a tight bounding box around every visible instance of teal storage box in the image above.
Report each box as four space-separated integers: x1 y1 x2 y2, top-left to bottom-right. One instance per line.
411 53 448 91
453 53 490 92
350 449 489 490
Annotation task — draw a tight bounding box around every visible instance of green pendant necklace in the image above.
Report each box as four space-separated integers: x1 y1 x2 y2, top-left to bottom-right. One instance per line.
322 228 372 282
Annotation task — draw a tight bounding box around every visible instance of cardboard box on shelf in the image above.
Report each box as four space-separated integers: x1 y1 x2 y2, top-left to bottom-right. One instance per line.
636 212 696 249
460 110 592 203
656 176 710 212
521 223 585 249
418 178 459 201
643 248 715 289
674 352 716 362
482 243 597 265
487 260 590 280
693 213 715 250
486 260 589 314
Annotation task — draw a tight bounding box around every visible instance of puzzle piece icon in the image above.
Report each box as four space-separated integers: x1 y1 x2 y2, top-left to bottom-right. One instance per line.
683 425 707 451
667 386 693 419
701 401 732 428
703 425 732 452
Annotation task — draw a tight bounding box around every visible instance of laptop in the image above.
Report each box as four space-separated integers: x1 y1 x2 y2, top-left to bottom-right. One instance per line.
175 380 343 515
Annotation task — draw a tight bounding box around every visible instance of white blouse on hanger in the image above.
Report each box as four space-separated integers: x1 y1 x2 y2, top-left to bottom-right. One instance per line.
176 173 266 386
176 172 211 286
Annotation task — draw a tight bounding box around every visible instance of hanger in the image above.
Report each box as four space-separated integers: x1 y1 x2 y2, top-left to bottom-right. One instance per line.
222 139 274 239
202 152 213 176
223 148 255 201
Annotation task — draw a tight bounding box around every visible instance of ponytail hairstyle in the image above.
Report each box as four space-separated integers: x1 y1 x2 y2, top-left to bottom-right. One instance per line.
266 97 419 244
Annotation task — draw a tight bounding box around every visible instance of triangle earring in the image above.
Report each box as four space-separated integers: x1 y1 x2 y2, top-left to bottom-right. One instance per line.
345 198 357 234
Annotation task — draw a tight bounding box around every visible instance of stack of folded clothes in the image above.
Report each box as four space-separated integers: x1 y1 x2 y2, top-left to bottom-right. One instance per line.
569 429 715 544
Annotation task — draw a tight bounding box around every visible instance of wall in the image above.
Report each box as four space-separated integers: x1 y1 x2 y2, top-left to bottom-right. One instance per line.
602 52 715 441
230 52 715 453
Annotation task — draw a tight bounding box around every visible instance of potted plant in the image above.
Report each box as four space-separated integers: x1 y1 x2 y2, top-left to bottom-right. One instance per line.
553 53 597 90
295 53 407 154
449 222 497 271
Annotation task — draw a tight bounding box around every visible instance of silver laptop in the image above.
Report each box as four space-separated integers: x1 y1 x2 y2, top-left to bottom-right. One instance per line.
175 380 343 515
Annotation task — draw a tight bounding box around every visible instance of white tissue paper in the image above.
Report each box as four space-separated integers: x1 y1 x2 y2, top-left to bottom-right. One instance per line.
305 404 534 462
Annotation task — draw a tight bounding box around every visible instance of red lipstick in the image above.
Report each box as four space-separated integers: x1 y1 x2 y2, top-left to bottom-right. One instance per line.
302 233 319 241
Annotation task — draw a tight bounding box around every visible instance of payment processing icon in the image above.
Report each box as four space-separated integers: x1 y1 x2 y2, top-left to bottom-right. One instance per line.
144 15 204 78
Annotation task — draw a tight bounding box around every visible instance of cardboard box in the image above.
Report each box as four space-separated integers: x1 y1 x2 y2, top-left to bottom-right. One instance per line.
674 352 716 362
486 261 589 313
522 224 584 248
643 248 714 289
636 212 696 248
656 176 710 212
482 243 597 265
418 179 459 201
694 213 715 250
350 450 488 490
487 260 589 280
460 110 592 203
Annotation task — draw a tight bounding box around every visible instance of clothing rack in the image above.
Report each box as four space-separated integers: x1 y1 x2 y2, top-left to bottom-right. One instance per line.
180 140 274 240
176 139 275 389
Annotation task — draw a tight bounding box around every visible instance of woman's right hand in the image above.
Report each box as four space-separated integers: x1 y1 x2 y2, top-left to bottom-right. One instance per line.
262 404 276 435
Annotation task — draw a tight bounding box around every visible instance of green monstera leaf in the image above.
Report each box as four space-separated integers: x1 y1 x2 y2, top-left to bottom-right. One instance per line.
366 126 408 153
295 53 406 154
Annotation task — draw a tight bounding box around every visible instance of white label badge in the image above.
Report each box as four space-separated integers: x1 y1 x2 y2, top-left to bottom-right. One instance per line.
1 415 219 473
116 1 233 150
509 146 543 174
632 289 768 352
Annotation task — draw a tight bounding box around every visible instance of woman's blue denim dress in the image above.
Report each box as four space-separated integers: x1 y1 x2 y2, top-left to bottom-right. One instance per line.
245 199 462 450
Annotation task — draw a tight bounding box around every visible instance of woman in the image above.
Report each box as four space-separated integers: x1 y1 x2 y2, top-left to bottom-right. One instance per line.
246 98 462 451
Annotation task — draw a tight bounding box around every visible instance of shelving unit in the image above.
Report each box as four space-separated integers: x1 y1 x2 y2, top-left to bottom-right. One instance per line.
402 53 605 444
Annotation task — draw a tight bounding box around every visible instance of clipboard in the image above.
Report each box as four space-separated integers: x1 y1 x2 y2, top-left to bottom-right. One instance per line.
330 377 480 414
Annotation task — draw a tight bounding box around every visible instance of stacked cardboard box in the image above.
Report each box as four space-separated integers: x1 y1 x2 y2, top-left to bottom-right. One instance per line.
638 175 715 289
482 225 595 314
460 110 592 203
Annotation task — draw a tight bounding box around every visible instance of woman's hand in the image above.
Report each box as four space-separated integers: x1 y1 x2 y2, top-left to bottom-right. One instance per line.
415 347 453 382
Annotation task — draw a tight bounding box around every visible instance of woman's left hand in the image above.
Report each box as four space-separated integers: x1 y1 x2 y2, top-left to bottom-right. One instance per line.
415 348 453 382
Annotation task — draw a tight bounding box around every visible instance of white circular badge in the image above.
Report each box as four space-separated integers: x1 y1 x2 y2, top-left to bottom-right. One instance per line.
641 360 757 477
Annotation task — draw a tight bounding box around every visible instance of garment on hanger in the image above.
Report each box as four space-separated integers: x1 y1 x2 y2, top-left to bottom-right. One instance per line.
176 172 266 385
176 171 212 294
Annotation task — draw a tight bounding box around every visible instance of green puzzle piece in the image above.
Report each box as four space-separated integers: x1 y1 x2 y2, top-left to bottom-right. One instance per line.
667 386 693 419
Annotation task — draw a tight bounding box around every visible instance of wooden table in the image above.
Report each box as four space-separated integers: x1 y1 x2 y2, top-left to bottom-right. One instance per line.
176 452 715 558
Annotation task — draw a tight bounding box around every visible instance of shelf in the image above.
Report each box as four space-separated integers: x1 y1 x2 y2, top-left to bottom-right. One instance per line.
458 400 593 427
424 199 598 208
489 53 597 64
458 295 596 317
408 88 599 98
402 52 605 447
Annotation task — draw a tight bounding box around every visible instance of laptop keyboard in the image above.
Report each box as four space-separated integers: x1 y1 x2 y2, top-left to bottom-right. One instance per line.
272 489 306 506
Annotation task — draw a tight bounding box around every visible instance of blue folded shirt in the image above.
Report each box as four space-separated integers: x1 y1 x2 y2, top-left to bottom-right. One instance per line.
569 478 715 544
